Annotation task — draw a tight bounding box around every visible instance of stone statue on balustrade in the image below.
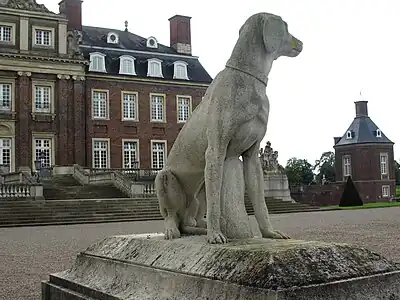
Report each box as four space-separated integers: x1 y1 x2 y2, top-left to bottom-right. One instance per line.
42 12 400 300
259 141 284 173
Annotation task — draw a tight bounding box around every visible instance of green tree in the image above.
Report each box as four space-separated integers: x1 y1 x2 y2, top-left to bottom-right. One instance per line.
313 151 335 183
394 160 400 185
285 157 314 186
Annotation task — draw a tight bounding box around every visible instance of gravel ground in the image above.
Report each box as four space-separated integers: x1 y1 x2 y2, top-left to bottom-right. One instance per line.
0 207 399 300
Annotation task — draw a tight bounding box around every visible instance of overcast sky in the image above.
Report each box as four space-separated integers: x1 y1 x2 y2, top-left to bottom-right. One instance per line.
42 0 400 166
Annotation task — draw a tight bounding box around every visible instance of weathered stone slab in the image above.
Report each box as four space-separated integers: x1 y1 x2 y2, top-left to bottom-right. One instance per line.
42 233 400 299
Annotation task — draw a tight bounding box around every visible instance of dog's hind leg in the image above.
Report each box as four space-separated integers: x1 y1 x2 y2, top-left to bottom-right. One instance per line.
155 169 185 240
194 181 207 229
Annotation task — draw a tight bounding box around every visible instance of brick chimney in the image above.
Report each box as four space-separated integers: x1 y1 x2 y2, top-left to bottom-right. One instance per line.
59 0 83 32
168 15 192 55
355 101 368 118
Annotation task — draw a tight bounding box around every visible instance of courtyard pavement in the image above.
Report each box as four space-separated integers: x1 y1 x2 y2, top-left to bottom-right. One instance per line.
0 207 399 300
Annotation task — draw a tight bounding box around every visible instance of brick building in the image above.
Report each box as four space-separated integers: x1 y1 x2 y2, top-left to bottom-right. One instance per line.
333 99 395 202
0 0 212 172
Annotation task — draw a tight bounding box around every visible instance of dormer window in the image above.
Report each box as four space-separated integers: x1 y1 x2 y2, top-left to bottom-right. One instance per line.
147 58 163 78
376 129 382 138
89 52 107 72
173 61 189 80
119 55 136 75
107 32 119 44
346 130 353 139
146 36 158 48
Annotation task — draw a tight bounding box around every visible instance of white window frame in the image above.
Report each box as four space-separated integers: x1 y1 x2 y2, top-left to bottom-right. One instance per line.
376 129 382 138
343 155 351 178
121 91 138 121
173 61 189 80
119 55 136 75
151 140 167 170
0 81 15 112
32 81 55 115
91 89 109 120
0 23 16 45
32 26 54 48
107 32 119 44
150 93 166 122
381 185 390 198
176 95 192 123
147 58 163 78
89 52 107 72
31 133 55 170
92 138 111 169
346 130 352 139
380 152 388 176
146 36 158 48
122 139 140 169
0 137 12 172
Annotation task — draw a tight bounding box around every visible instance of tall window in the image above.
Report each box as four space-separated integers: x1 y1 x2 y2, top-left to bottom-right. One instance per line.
34 86 51 113
382 185 390 198
152 142 165 169
35 29 51 46
0 138 11 171
123 141 138 169
92 91 108 119
380 153 388 175
89 53 106 72
343 155 351 178
0 83 11 111
173 61 188 80
34 139 51 168
147 59 163 77
93 140 109 168
0 26 12 42
119 56 136 75
177 96 191 122
151 94 165 122
122 92 137 121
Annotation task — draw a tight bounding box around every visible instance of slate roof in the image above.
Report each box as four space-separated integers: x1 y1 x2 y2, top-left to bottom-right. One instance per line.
334 116 393 147
81 26 213 84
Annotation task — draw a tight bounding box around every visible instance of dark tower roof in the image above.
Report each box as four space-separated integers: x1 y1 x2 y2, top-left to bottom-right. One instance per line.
334 100 393 147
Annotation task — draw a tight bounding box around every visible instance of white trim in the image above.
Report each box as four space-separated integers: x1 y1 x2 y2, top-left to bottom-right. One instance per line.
32 132 56 170
107 32 119 44
346 130 352 139
92 138 111 168
121 91 139 121
150 93 166 122
91 89 110 120
0 22 16 45
0 79 15 112
376 129 382 137
381 185 390 198
342 155 351 178
80 45 200 59
173 61 189 80
32 25 55 48
119 55 136 75
380 152 388 177
122 139 140 168
150 140 167 169
176 95 192 123
89 52 107 72
146 36 158 48
147 58 163 78
31 80 55 114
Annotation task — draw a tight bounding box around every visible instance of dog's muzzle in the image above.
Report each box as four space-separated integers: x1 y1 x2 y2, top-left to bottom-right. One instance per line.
291 36 303 53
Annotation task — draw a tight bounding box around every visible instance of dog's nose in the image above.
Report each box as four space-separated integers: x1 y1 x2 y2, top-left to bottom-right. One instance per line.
292 36 303 52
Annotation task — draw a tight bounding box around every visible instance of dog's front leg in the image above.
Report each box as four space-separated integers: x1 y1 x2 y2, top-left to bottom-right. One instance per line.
205 142 228 244
243 142 290 239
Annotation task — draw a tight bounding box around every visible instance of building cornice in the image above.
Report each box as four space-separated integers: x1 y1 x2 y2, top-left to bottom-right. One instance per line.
0 52 87 65
0 7 67 22
86 74 210 88
334 142 395 149
80 45 200 60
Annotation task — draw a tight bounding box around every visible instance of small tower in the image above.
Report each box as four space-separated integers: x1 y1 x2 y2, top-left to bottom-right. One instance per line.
333 93 395 202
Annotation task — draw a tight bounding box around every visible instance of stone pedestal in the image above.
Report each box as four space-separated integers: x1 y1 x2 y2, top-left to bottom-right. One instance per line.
263 171 295 202
42 233 400 300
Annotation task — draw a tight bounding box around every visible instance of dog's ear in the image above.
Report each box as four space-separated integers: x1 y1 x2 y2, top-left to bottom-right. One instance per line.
262 15 285 53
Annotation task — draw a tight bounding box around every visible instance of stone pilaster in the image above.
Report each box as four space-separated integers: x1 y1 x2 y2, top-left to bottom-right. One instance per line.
56 74 71 166
72 76 85 166
16 71 32 171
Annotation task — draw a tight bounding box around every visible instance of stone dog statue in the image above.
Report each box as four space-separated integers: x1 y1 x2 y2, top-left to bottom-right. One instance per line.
155 12 302 244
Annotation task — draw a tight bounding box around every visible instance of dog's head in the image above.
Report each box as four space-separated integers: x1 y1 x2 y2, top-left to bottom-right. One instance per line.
240 13 303 59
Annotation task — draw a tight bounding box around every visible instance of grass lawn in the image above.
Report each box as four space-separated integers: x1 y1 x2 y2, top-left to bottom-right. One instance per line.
323 201 400 210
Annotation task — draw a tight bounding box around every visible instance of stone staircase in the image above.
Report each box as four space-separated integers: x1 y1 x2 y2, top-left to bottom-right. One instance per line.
42 175 127 200
0 197 320 227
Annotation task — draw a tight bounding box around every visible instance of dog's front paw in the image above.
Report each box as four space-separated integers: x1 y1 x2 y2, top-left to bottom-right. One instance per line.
164 227 181 240
261 229 290 239
207 230 228 244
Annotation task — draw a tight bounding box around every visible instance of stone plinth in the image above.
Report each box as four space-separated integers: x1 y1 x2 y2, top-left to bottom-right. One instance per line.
264 171 295 202
42 233 400 300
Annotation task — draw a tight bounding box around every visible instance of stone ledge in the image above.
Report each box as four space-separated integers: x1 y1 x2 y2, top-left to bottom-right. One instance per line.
42 234 400 300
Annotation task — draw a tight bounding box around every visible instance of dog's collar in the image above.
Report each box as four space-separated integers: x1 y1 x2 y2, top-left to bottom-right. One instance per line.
225 64 268 86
